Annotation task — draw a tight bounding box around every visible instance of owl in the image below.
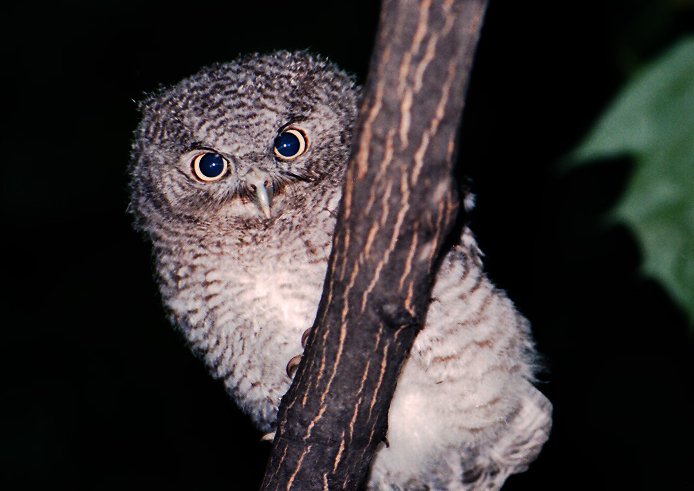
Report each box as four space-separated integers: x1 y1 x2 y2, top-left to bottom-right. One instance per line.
129 51 552 490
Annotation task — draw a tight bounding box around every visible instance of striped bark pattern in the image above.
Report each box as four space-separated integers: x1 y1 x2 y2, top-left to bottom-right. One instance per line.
262 0 491 488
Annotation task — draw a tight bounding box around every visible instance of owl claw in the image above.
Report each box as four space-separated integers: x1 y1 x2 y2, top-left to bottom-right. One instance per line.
261 431 275 442
286 330 310 378
286 354 302 378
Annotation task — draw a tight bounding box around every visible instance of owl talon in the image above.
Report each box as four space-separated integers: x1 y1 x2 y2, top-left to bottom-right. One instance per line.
286 354 302 378
261 431 275 442
301 328 311 349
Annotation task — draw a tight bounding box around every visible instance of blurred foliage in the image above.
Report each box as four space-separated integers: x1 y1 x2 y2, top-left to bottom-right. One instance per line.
568 37 694 330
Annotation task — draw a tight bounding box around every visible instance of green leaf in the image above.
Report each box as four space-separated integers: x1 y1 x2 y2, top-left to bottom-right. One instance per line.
569 37 694 329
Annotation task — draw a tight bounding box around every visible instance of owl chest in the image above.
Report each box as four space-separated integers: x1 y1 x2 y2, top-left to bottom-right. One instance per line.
216 237 330 423
197 230 332 356
238 263 324 330
159 218 334 427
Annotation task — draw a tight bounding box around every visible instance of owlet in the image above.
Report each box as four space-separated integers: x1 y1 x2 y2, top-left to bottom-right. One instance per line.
129 51 551 490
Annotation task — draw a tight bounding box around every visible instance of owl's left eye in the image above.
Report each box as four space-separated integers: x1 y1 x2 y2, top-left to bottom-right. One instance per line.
274 128 308 160
192 152 229 182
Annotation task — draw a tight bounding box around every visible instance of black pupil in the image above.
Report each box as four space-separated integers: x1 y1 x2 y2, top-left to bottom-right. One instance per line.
274 131 301 157
199 153 225 178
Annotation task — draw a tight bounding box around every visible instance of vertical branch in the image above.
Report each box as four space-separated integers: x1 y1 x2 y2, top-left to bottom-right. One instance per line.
261 0 488 488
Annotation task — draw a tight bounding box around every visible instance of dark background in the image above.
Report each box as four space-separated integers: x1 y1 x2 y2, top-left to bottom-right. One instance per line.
2 1 692 489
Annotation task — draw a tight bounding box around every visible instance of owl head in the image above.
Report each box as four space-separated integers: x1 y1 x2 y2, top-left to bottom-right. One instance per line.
129 51 359 232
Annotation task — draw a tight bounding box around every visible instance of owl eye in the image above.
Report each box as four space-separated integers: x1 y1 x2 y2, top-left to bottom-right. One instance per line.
192 152 229 182
274 128 308 160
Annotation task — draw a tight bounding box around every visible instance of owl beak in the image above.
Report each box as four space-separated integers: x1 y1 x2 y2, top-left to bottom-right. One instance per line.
244 169 273 219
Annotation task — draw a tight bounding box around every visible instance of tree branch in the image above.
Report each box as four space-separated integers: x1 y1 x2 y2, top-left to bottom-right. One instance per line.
261 0 488 488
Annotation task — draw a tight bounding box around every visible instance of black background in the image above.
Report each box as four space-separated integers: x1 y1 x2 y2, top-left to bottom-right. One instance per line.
2 1 692 489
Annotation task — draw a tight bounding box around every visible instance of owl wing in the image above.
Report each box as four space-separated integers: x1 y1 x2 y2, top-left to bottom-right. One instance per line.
462 384 553 490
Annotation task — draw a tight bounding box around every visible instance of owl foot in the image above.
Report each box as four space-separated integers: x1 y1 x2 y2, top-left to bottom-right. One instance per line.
286 355 302 378
285 329 312 378
261 431 275 442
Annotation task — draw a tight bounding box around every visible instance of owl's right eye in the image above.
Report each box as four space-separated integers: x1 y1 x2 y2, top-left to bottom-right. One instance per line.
192 152 229 182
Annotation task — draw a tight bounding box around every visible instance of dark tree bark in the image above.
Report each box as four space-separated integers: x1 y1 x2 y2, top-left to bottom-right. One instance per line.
261 0 488 488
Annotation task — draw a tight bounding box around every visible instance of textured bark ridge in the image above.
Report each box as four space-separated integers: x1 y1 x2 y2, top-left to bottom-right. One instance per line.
261 0 489 488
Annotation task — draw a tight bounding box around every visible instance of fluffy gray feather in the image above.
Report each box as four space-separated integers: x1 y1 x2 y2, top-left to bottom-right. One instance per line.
129 51 551 490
